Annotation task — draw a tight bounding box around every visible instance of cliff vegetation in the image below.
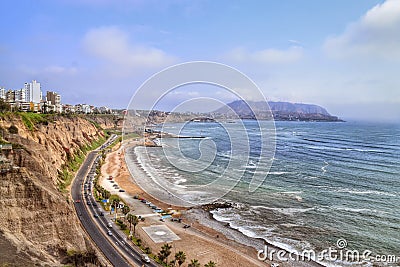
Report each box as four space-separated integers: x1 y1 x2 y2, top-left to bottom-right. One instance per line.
0 112 116 266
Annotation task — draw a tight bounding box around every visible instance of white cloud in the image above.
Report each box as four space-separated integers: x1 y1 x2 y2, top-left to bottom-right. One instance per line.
288 40 304 46
224 46 303 64
83 26 177 69
324 0 400 60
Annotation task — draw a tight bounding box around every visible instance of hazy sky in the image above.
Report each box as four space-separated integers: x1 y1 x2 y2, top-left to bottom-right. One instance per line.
0 0 399 122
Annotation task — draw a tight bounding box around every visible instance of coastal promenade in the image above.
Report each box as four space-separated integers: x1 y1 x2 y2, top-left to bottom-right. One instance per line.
71 135 157 267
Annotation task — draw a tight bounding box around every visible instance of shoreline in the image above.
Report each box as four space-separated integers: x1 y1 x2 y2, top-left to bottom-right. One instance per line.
100 140 324 267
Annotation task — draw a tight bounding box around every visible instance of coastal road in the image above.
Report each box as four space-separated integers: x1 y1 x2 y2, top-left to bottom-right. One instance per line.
71 136 158 267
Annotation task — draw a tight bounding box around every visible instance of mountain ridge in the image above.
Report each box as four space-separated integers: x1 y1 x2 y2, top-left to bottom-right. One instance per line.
214 100 343 122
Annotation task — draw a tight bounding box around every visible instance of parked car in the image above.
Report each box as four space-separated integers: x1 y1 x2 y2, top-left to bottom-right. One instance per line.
119 189 125 192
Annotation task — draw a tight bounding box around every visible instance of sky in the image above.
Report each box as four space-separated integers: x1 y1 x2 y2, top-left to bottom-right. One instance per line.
0 0 399 122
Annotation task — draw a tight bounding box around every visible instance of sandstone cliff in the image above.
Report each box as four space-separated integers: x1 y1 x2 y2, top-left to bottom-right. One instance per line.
0 114 113 266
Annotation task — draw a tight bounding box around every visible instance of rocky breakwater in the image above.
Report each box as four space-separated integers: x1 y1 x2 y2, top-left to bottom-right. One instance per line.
0 114 110 266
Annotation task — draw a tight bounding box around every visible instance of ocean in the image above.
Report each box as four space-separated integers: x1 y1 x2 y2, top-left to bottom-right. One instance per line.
125 121 400 266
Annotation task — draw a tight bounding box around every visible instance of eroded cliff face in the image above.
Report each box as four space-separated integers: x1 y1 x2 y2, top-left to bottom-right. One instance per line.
0 115 110 266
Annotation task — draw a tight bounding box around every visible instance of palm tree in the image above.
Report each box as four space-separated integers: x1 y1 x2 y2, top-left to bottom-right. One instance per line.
204 261 217 267
144 247 151 254
131 215 139 236
111 199 119 213
157 243 172 264
103 190 111 199
174 251 186 267
126 214 134 233
122 205 130 222
188 259 200 267
111 199 119 215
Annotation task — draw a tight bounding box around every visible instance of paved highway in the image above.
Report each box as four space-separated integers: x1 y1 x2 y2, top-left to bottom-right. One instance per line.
71 135 158 267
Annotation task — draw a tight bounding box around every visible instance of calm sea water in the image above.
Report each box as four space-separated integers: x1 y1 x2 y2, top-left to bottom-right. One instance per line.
127 121 400 266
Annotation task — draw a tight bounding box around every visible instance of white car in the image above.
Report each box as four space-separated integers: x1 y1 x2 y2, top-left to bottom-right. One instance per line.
141 254 150 263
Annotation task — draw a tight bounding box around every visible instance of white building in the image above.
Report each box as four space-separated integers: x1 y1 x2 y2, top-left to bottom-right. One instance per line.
0 87 5 100
98 106 111 114
62 104 75 113
24 80 42 103
14 88 27 102
75 104 92 114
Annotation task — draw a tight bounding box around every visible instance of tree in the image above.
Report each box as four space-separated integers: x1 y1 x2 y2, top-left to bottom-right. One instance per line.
131 215 139 236
143 247 151 254
126 214 134 233
84 249 99 265
157 243 172 264
0 99 11 113
205 261 217 267
122 205 130 221
103 190 111 199
188 259 200 267
110 198 119 215
174 251 186 267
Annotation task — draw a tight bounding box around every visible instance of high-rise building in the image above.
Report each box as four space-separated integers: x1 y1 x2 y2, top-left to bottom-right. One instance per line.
6 90 15 102
24 80 42 103
24 82 30 102
14 88 27 102
0 87 5 100
46 91 61 105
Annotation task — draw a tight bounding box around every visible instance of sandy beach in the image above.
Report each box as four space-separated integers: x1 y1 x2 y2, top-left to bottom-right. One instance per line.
99 141 323 267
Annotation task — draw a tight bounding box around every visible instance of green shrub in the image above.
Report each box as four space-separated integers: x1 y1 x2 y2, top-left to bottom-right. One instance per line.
19 112 49 131
57 135 108 192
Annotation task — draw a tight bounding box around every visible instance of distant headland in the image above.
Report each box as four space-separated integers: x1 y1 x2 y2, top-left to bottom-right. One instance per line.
141 100 343 124
213 100 343 122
